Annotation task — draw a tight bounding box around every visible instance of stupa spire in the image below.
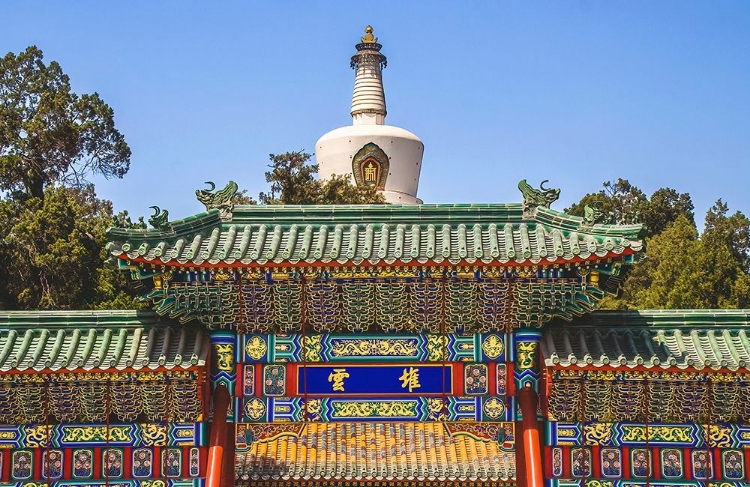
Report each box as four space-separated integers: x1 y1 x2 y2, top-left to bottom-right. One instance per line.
350 25 387 125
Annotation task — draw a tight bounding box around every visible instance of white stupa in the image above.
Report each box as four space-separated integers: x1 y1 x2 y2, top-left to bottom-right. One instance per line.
316 26 424 204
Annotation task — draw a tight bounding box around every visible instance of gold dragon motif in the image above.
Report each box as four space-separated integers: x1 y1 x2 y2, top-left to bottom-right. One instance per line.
330 338 419 358
331 400 418 418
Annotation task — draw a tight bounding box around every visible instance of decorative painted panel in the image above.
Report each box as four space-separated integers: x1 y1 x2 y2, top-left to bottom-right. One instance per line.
0 423 206 448
243 365 254 396
464 364 488 395
102 448 124 478
571 448 591 477
189 447 200 477
631 448 651 477
660 448 683 478
162 448 182 477
552 447 563 477
11 450 32 480
242 333 505 363
691 449 712 479
600 448 621 478
73 449 93 478
240 396 506 422
723 449 745 479
497 363 507 395
42 449 64 480
132 448 153 478
263 365 285 396
547 421 750 449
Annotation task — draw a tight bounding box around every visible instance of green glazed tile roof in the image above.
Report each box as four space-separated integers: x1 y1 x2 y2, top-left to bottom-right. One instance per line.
106 204 643 267
0 311 208 372
542 310 750 371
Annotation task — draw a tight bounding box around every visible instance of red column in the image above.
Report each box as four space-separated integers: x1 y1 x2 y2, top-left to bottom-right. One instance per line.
518 384 543 487
206 384 230 487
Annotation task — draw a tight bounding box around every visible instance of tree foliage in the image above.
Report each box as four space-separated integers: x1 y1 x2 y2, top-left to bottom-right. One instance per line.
0 185 140 309
567 178 693 238
569 180 748 310
0 47 136 310
259 151 385 205
0 46 131 200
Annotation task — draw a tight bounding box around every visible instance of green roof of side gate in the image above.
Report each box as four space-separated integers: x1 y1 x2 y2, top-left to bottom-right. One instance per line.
0 311 208 372
106 204 643 267
543 309 750 371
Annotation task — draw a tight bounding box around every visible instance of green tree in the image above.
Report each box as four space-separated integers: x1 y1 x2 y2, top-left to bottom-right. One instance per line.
0 46 131 200
620 202 750 309
259 151 385 205
0 185 140 309
567 179 694 238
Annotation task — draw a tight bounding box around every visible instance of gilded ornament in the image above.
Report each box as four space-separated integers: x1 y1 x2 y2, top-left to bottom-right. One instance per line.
330 400 418 418
481 335 505 360
245 336 268 361
330 338 419 358
583 423 613 445
515 341 537 370
245 398 266 421
141 424 168 446
22 425 49 448
483 397 506 420
361 25 378 44
213 343 234 372
426 335 447 361
304 335 324 362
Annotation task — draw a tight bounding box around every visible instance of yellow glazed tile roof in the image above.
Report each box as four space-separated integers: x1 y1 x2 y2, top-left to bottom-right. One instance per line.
235 422 515 483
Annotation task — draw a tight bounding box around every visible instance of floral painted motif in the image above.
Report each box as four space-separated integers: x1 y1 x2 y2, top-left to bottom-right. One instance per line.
264 364 285 396
189 447 200 477
43 450 63 479
601 448 621 478
132 448 153 478
496 363 507 395
73 449 93 478
631 448 650 477
661 448 683 478
691 450 712 479
723 450 744 479
551 447 563 477
571 447 591 477
12 450 32 480
244 365 254 396
464 364 488 395
162 448 182 477
103 448 123 478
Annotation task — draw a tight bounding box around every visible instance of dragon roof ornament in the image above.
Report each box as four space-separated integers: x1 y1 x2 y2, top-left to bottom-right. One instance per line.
518 179 560 218
196 180 238 221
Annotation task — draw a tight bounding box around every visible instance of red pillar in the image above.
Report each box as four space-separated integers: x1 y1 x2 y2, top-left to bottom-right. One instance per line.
206 384 230 487
518 384 543 487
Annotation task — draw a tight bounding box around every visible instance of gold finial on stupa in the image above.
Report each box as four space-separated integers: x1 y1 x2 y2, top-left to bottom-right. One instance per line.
361 25 378 44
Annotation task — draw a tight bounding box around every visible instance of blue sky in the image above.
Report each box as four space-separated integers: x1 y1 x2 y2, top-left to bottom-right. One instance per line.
3 2 750 224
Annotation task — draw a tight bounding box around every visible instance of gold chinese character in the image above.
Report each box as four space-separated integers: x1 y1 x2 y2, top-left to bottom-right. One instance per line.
328 368 350 392
399 367 421 392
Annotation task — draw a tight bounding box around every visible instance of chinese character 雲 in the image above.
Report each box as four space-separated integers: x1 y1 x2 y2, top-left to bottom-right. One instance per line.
328 368 350 392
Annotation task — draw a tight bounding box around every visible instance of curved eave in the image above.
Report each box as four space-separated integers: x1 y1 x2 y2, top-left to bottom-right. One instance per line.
115 248 637 269
542 324 750 373
0 324 209 374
